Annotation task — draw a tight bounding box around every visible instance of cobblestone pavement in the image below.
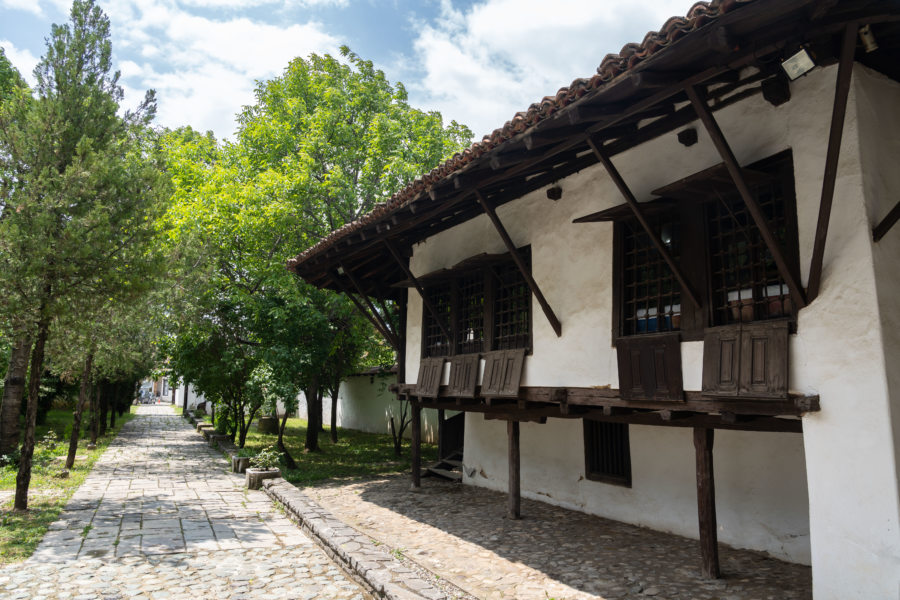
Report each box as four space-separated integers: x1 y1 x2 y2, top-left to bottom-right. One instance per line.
308 476 812 600
0 406 368 600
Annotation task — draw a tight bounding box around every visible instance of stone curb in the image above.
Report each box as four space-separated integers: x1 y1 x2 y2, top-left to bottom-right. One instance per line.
180 414 453 599
262 478 451 600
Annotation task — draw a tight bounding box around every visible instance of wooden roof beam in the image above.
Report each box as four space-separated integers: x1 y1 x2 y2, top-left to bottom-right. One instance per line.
587 137 703 310
337 259 398 340
873 199 900 242
807 23 857 302
475 189 563 337
685 84 807 311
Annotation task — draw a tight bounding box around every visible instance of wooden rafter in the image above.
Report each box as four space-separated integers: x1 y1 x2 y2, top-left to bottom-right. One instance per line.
873 199 900 242
685 84 807 311
806 23 858 302
588 137 703 310
474 190 563 337
338 259 397 340
383 239 454 344
331 272 399 351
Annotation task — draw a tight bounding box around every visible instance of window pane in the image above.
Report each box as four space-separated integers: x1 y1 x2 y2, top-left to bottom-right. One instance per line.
423 283 452 357
494 257 531 350
457 272 485 354
622 216 681 336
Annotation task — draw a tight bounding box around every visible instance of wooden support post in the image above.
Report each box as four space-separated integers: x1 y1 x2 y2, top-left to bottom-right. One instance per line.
338 260 398 340
474 190 563 337
807 23 858 301
685 84 807 312
693 427 720 579
508 420 521 519
383 240 454 344
411 399 422 489
397 292 407 385
588 138 702 309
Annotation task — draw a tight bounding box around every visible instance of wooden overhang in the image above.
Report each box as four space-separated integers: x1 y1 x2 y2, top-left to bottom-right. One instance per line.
289 0 900 305
393 383 816 433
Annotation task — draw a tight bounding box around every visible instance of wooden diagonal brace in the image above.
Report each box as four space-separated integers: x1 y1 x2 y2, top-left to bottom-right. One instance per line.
807 23 858 302
383 239 454 344
873 199 900 243
332 272 399 351
685 84 807 311
338 259 397 340
588 137 702 310
474 190 562 337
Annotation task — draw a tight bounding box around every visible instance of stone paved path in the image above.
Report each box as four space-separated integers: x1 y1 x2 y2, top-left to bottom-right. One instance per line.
0 406 369 600
308 476 813 600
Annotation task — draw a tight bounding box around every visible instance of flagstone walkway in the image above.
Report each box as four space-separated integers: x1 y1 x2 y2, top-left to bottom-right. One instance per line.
0 406 368 600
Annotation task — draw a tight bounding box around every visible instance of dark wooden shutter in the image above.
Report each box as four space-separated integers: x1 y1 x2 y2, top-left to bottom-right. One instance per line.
480 349 526 398
447 354 479 398
416 357 445 398
739 320 789 398
616 332 683 402
701 325 742 397
702 321 788 399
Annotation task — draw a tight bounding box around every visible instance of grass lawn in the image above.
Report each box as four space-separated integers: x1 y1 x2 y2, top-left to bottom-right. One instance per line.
0 406 136 564
240 417 438 487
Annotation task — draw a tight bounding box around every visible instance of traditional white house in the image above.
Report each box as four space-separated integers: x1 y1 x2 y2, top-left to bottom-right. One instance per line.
289 1 900 598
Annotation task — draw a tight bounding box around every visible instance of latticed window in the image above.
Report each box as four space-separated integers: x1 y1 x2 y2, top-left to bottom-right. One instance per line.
421 248 532 357
707 168 795 326
493 260 531 350
621 215 681 336
614 150 798 339
423 283 452 357
584 420 631 486
457 272 485 354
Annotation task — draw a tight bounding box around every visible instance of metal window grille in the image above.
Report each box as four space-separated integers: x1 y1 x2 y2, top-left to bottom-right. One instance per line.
456 272 485 354
493 259 530 350
622 215 682 336
423 283 452 357
584 420 631 486
707 176 792 326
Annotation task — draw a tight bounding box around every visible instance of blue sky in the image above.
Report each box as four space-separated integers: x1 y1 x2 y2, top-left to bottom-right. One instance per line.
1 0 697 142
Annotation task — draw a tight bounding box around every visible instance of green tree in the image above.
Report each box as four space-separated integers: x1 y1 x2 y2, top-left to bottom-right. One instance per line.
0 0 167 510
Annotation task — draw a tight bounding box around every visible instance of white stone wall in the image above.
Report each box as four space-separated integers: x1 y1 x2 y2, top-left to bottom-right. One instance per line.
402 61 900 594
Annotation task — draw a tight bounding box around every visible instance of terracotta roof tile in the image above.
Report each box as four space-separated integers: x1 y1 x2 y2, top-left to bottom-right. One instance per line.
289 0 753 270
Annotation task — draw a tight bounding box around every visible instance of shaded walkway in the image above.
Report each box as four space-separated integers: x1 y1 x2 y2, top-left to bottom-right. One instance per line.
308 475 812 600
0 406 368 600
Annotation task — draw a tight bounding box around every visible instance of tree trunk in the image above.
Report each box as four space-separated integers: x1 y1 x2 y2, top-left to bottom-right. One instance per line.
90 384 100 445
14 318 49 511
0 337 32 457
66 353 93 470
108 385 116 430
328 382 339 444
182 382 189 417
98 383 108 437
303 383 320 452
277 411 297 469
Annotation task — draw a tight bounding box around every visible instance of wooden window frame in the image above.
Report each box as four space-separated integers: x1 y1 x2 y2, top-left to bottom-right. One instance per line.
422 247 533 358
613 150 799 344
583 419 632 487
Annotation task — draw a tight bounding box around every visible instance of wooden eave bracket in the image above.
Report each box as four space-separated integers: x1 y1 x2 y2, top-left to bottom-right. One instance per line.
474 190 562 337
807 23 858 302
684 84 807 312
873 200 900 242
383 239 454 344
331 269 400 351
587 137 703 310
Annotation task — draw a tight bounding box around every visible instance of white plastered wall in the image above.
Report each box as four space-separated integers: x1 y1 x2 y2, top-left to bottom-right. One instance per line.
336 375 442 444
402 63 900 586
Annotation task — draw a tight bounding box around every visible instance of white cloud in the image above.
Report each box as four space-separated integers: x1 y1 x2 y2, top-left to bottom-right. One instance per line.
0 39 39 86
1 0 43 17
92 0 341 140
405 0 699 139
